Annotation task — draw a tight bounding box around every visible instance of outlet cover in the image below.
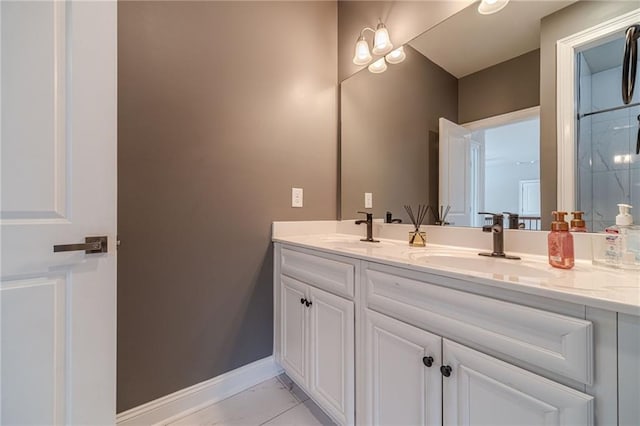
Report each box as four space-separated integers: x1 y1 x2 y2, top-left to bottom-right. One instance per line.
365 192 373 209
292 187 303 208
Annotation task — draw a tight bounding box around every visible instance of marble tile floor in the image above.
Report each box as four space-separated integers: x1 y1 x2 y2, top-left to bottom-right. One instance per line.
166 374 336 426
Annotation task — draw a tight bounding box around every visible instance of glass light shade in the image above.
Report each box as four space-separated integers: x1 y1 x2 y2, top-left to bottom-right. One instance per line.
352 37 372 65
385 46 406 64
477 0 509 15
368 57 387 74
372 23 393 55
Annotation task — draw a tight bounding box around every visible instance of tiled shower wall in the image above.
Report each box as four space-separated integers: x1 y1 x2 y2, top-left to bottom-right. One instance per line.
577 56 640 232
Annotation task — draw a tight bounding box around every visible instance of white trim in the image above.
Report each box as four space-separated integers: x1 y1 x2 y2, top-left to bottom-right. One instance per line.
556 8 640 213
462 106 540 130
116 356 283 426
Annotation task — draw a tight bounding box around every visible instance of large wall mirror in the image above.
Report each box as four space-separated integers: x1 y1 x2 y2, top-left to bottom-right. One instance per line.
340 0 640 231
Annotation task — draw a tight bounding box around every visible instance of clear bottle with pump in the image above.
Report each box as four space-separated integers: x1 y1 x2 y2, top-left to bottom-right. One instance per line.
548 211 574 269
570 211 587 232
604 204 640 267
604 204 632 265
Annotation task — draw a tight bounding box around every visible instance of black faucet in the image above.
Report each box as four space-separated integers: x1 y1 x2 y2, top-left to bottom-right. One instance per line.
356 211 379 242
385 211 402 224
478 212 520 259
503 212 521 230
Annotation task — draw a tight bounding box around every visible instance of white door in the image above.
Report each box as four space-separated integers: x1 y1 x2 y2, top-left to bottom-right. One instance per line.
364 309 442 426
439 118 474 226
1 1 117 424
280 276 308 386
308 286 354 425
519 179 541 216
442 339 594 426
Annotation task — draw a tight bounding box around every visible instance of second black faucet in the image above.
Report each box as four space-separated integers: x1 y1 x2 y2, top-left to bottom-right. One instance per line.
478 212 520 260
356 211 379 242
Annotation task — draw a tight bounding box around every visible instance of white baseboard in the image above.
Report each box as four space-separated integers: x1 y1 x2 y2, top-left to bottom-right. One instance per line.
116 356 283 426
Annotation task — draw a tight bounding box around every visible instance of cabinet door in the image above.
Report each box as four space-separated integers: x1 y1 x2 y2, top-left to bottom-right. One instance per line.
364 309 442 426
442 339 594 426
308 286 355 425
280 276 308 386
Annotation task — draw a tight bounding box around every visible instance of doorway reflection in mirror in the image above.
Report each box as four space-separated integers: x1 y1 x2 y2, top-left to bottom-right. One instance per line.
439 108 540 229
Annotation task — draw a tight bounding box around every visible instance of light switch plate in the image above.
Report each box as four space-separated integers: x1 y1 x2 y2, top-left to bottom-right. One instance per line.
292 187 303 208
365 192 373 209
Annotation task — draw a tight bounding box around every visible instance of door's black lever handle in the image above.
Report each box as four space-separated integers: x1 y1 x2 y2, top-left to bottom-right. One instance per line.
54 236 108 254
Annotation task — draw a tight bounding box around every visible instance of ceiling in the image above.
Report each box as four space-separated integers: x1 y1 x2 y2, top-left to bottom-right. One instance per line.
581 38 625 74
409 0 575 78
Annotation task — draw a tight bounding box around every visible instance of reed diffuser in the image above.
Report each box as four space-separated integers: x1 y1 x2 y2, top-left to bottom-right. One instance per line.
404 204 429 247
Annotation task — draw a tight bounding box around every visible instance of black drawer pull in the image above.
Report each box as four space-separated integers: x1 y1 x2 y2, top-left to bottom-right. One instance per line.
440 365 452 377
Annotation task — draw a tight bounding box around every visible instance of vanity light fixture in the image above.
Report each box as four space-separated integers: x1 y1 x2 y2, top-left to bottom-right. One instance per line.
371 21 393 55
477 0 509 15
352 19 404 73
385 46 406 64
368 57 388 74
353 35 373 66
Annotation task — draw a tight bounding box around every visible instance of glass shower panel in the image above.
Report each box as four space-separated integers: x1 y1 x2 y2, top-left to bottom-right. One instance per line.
576 43 640 232
577 106 640 231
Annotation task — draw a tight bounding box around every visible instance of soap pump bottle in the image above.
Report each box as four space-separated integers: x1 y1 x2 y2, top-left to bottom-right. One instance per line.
548 211 574 269
570 211 587 232
606 204 633 233
604 204 636 265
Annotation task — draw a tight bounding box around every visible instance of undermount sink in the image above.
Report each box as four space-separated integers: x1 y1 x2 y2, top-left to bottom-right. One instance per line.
409 252 556 279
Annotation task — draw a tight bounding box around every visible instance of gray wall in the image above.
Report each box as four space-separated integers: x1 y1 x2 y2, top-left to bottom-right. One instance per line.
341 46 457 221
338 1 471 81
459 49 540 124
539 0 638 229
117 1 337 412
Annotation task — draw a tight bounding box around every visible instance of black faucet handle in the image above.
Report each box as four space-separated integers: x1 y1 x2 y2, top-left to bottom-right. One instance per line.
478 211 504 226
503 212 520 229
385 211 402 224
357 211 373 221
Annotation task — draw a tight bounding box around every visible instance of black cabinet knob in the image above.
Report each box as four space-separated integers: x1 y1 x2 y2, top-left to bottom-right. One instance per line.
422 356 434 367
300 298 305 305
305 300 312 307
440 365 452 377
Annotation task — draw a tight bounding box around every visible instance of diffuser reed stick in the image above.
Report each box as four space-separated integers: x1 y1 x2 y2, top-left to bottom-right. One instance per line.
404 204 429 246
404 204 429 231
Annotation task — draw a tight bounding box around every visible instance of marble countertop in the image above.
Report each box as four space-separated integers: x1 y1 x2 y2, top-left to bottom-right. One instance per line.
273 233 640 316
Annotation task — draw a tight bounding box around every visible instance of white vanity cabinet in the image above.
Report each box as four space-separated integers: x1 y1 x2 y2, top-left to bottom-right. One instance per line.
274 241 636 426
363 308 593 426
362 263 594 425
280 276 308 386
276 246 357 425
442 339 593 425
363 309 442 425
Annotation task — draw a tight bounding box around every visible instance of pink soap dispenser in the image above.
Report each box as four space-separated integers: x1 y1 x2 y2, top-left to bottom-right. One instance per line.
570 211 587 232
548 211 574 269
